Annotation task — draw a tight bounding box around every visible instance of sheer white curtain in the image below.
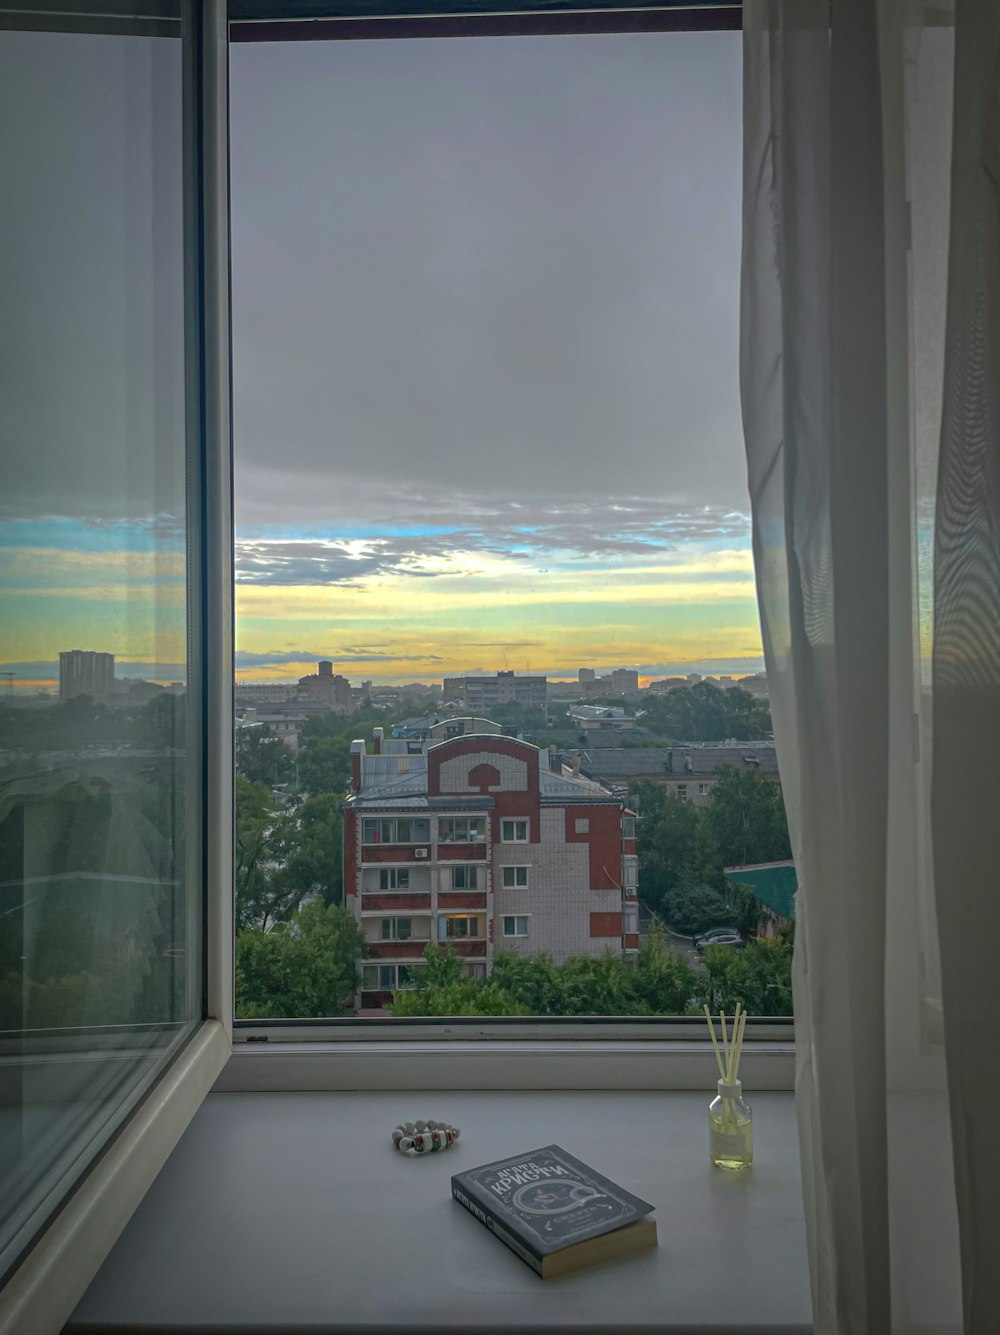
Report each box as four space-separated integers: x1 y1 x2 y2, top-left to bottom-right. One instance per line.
741 0 1000 1330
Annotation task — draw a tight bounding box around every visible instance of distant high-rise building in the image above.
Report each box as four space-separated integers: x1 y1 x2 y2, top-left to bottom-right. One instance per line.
298 661 354 710
578 668 596 683
441 671 548 713
59 650 115 702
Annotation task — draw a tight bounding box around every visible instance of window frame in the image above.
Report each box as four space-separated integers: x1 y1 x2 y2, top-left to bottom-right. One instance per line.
0 1 234 1327
221 0 789 1087
501 864 529 888
500 818 529 843
502 914 530 938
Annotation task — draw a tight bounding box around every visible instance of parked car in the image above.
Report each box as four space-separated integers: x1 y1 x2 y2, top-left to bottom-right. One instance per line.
694 927 743 953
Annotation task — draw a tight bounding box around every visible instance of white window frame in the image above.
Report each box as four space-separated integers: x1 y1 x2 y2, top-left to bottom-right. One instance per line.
501 818 529 842
379 916 413 941
450 865 479 890
0 6 233 1329
699 783 711 796
501 864 529 888
362 816 430 845
437 814 487 843
622 815 636 839
502 914 530 937
378 868 411 891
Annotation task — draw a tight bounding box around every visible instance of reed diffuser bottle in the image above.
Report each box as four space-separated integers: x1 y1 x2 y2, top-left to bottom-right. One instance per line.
704 1003 753 1170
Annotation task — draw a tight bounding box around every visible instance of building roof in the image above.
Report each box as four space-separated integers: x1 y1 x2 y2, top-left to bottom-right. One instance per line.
577 745 780 780
723 861 797 920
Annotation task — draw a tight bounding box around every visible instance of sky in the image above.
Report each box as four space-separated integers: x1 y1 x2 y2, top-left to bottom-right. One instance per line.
1 28 761 695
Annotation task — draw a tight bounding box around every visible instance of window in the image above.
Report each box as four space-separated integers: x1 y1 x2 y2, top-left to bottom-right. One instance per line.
362 963 417 990
676 785 688 801
439 915 481 940
501 819 529 842
623 857 639 890
438 815 487 843
378 868 410 891
0 13 210 1283
503 916 530 938
227 27 790 1026
699 783 711 796
380 917 412 940
362 817 430 845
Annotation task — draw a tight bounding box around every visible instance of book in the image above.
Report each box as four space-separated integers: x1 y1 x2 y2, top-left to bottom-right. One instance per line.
451 1144 657 1279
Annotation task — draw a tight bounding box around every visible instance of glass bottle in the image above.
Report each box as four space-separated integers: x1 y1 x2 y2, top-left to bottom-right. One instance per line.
708 1079 753 1170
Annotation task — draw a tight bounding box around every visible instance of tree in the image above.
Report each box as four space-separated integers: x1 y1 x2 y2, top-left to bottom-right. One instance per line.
389 944 529 1016
235 725 294 786
235 776 300 931
235 899 364 1019
637 681 772 742
297 736 352 796
705 767 791 868
699 935 793 1016
285 793 343 905
629 782 719 918
390 937 700 1018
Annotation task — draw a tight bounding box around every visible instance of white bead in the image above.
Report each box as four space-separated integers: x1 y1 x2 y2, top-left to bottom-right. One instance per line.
415 1119 427 1132
399 1136 414 1151
404 1121 416 1134
426 1119 438 1130
391 1129 404 1146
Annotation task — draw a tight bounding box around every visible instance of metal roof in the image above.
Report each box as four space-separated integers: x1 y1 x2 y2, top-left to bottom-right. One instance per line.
577 746 780 780
723 861 797 920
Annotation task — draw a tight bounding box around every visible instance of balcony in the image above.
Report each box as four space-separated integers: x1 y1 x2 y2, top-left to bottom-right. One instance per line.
448 939 487 958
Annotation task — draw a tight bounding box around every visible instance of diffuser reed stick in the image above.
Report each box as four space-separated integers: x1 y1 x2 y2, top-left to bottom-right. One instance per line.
704 1002 753 1170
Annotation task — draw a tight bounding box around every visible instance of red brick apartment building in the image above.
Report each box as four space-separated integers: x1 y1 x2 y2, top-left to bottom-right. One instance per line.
343 722 639 1010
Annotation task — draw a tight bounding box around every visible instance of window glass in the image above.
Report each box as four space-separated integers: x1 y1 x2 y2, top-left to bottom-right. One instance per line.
451 866 478 890
503 916 529 937
501 819 528 842
231 30 795 1023
438 815 486 843
0 16 201 1275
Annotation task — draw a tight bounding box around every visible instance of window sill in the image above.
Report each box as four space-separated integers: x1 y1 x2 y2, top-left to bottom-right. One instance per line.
68 1088 810 1333
215 1039 796 1092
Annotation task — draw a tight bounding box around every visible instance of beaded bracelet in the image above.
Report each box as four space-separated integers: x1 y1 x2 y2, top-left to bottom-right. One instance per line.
391 1119 461 1154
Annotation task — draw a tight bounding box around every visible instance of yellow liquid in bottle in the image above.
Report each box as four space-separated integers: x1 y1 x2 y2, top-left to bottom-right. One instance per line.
708 1099 753 1170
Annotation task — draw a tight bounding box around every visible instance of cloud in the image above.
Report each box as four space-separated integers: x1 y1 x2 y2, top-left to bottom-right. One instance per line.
234 498 751 587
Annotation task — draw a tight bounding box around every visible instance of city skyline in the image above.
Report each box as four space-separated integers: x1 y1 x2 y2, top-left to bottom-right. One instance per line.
0 30 758 695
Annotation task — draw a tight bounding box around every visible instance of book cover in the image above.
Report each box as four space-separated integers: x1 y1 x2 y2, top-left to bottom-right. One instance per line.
451 1145 655 1277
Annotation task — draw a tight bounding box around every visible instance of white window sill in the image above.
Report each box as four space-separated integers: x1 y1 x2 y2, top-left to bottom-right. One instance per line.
68 1088 810 1333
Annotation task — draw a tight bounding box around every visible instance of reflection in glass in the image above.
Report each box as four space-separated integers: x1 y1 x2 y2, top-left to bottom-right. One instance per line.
0 20 199 1277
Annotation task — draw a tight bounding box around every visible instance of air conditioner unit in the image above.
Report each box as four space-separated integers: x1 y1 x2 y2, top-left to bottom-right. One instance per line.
414 847 429 859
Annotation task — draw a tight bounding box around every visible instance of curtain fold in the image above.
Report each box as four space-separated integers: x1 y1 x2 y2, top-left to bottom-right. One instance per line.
741 0 998 1330
933 2 1000 1329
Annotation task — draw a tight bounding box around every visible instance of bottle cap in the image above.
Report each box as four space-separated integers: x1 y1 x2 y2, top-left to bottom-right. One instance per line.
717 1079 742 1098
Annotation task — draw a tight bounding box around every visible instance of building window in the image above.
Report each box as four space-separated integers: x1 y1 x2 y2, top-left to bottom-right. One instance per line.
378 868 410 891
451 866 479 890
362 817 430 844
502 865 529 888
623 857 639 890
575 817 590 834
465 962 487 979
503 915 530 937
501 819 529 842
380 917 412 940
438 815 487 843
622 816 636 839
439 914 480 940
362 963 417 990
699 783 711 796
676 785 688 801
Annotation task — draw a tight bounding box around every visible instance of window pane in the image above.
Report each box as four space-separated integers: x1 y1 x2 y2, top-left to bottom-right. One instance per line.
230 30 794 1022
0 15 200 1276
